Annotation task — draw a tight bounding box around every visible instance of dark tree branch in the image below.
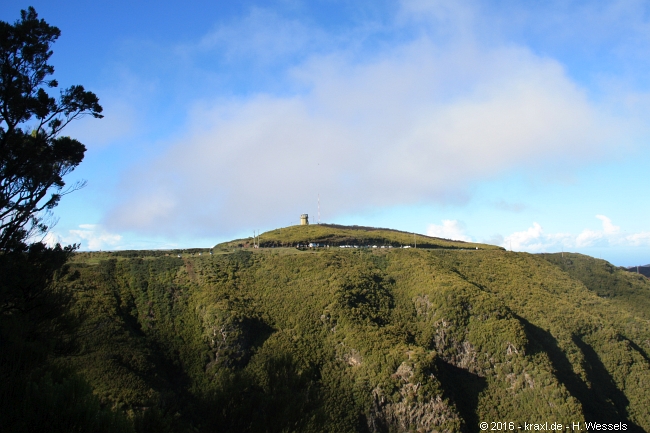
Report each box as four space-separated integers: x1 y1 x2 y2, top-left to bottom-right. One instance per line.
0 7 101 251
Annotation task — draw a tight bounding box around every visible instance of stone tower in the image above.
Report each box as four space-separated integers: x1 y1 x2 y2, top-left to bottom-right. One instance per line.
300 214 309 225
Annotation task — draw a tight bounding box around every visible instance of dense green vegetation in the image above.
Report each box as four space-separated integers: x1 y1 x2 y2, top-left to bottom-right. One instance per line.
541 253 650 321
219 224 502 250
0 243 133 433
35 229 650 432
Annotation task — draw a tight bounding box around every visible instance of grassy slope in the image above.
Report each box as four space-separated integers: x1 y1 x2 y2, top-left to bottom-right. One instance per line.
540 253 650 321
217 224 502 250
56 239 650 432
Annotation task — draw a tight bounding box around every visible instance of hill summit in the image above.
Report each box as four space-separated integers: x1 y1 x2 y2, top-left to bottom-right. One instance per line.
217 223 502 250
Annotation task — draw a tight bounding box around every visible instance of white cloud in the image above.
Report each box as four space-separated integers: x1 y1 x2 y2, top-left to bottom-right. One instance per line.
106 39 627 237
42 232 63 248
575 215 621 248
503 215 650 252
103 3 636 238
45 224 123 251
575 228 603 248
503 222 572 252
427 220 472 242
596 214 620 235
625 231 650 247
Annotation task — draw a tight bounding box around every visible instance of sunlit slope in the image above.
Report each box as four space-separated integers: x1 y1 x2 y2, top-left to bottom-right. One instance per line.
540 252 650 321
217 223 502 250
59 239 649 432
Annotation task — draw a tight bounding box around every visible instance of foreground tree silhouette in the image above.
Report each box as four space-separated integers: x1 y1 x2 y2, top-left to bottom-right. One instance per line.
0 6 102 252
0 4 103 343
0 8 132 433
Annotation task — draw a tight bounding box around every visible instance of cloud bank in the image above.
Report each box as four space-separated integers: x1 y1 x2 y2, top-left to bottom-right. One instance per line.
45 224 123 251
503 215 650 252
427 220 472 242
104 4 632 238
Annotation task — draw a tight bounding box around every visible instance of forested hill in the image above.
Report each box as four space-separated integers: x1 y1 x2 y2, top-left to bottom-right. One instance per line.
623 265 650 279
30 227 650 432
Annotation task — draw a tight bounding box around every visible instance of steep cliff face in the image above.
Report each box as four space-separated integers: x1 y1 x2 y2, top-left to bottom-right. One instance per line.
59 237 650 432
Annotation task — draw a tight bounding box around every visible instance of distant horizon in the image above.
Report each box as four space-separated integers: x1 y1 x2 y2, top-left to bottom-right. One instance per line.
69 222 650 269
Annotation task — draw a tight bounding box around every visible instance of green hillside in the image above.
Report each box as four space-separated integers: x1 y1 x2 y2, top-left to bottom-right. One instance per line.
540 253 650 321
29 227 650 432
217 224 502 250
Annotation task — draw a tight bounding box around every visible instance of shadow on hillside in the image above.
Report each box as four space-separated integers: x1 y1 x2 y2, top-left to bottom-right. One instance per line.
208 352 324 433
518 316 643 432
435 359 487 433
238 317 275 367
620 335 650 364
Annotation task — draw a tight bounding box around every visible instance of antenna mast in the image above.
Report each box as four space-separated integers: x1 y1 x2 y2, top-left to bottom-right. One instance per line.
318 194 320 224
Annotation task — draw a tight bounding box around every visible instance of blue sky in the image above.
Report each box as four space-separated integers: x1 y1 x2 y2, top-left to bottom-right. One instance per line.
2 0 649 266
